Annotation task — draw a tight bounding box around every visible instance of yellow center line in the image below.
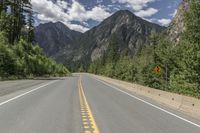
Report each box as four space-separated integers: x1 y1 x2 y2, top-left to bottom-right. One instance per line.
78 75 100 133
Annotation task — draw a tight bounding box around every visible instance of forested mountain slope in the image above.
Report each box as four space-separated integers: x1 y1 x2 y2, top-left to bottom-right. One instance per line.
88 0 200 98
35 10 165 70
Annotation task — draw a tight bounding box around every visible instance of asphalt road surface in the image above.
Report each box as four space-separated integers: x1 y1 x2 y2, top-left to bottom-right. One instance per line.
0 74 200 133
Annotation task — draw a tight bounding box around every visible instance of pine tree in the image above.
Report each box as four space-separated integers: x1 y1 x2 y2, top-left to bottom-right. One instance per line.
0 0 33 43
27 7 34 42
184 0 200 89
106 34 119 63
184 0 200 44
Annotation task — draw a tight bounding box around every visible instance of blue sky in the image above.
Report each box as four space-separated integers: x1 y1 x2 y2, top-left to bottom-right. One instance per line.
31 0 182 32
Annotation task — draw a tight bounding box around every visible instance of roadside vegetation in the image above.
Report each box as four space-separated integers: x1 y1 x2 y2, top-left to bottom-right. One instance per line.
0 0 70 79
87 0 200 98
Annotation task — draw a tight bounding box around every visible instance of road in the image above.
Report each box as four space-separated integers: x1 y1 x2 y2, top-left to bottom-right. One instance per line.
0 74 200 133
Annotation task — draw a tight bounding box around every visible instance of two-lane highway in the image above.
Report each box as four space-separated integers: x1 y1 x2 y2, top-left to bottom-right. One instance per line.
0 74 200 133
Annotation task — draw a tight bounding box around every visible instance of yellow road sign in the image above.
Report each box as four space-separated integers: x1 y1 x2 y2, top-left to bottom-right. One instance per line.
154 65 161 74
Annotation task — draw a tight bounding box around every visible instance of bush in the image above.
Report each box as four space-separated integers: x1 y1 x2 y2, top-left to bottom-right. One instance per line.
0 33 70 79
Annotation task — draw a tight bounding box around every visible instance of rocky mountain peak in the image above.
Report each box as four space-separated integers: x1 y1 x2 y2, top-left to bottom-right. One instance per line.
100 10 136 28
70 10 165 63
35 10 165 69
54 21 70 29
111 10 135 18
34 22 81 56
167 0 191 42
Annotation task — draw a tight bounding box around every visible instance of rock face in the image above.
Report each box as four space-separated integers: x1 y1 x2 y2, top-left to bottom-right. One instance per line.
167 0 191 42
34 22 81 56
58 10 165 66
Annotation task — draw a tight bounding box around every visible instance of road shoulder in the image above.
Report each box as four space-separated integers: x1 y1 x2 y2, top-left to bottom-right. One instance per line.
91 74 200 122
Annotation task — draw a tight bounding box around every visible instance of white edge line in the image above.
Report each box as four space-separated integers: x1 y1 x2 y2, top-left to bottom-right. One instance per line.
92 76 200 128
0 80 58 106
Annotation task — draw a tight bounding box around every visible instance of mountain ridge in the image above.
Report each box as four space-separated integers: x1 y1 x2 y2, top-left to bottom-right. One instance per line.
35 10 165 69
167 0 191 42
34 22 82 56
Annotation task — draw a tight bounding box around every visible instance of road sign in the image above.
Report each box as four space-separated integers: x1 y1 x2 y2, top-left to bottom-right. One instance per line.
154 65 161 74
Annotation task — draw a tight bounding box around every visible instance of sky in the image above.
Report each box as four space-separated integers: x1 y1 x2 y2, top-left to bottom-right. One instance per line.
31 0 182 33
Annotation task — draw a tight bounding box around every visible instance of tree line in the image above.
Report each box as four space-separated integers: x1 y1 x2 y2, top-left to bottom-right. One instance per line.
87 0 200 98
0 0 34 43
0 0 70 79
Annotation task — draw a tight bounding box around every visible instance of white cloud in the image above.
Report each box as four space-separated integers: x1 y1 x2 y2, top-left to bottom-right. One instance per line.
135 8 158 18
56 0 69 9
143 18 172 26
157 18 171 26
31 0 70 23
68 2 111 22
68 23 90 32
170 9 177 17
111 0 156 11
82 22 90 27
31 0 111 32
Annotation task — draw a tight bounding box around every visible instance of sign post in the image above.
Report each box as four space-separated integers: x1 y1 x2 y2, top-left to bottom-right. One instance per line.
0 53 4 65
0 53 4 77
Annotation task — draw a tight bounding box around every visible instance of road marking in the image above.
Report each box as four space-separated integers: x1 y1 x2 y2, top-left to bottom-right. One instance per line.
0 80 58 107
78 75 100 133
93 76 200 128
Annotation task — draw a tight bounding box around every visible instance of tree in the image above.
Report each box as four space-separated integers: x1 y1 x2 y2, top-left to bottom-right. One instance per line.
184 0 200 44
27 7 34 42
168 0 200 97
106 34 119 63
0 0 7 13
0 1 70 79
183 0 200 91
0 0 33 44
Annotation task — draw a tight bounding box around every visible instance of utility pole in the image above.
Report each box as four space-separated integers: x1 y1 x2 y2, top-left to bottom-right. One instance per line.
0 52 3 64
0 52 4 76
165 63 168 91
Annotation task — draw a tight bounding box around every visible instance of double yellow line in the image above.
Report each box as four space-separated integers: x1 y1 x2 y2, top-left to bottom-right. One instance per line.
78 75 100 133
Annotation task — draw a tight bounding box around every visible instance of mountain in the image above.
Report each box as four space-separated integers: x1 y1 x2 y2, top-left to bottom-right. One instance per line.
167 0 191 42
34 10 165 70
57 10 165 68
34 22 82 56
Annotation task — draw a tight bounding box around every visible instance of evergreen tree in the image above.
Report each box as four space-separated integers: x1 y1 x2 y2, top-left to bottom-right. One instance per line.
0 0 33 43
0 1 70 79
184 0 200 44
174 0 200 95
27 7 34 42
185 0 200 87
106 34 119 63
